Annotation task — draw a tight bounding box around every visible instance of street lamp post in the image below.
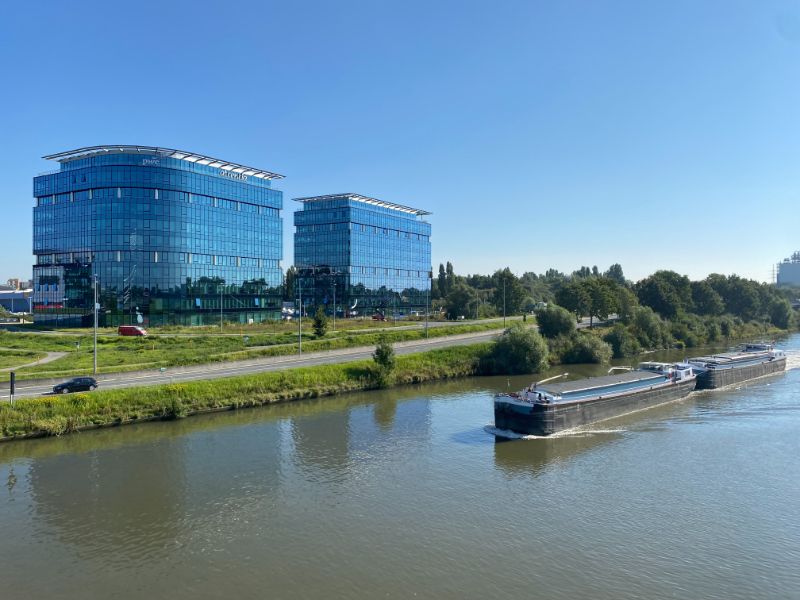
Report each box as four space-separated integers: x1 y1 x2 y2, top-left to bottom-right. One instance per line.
298 276 302 353
93 274 98 376
219 282 223 331
332 278 336 332
503 277 506 327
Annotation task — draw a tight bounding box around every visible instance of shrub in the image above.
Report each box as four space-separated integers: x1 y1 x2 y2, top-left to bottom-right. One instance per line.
549 332 612 364
313 306 329 338
535 305 576 338
603 324 641 358
630 306 672 349
480 323 548 375
372 336 396 387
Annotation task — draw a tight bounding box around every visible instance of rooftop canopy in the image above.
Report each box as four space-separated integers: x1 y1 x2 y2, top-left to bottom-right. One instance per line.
293 193 430 216
42 145 284 180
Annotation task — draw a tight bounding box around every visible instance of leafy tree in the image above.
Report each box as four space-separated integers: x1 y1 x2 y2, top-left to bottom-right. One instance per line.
556 280 591 319
691 281 724 316
615 286 639 323
584 278 619 326
635 271 692 318
604 263 627 286
312 306 329 337
445 261 456 294
437 264 447 299
372 335 396 387
769 298 794 329
723 277 761 321
548 332 612 364
481 323 549 374
491 268 527 316
603 324 641 358
535 305 576 338
283 266 297 301
630 306 671 349
445 282 478 320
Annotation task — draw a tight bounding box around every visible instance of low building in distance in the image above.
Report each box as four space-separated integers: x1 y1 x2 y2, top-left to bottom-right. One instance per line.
293 193 431 318
33 145 284 326
777 251 800 287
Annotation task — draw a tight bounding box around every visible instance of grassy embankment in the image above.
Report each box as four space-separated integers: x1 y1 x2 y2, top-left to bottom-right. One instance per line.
0 349 46 370
0 343 492 440
0 321 505 380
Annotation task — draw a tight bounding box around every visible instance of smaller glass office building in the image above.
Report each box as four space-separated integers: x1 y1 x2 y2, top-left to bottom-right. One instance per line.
33 145 284 327
294 193 431 317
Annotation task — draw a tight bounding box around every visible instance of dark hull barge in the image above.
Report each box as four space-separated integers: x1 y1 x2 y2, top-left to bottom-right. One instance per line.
494 364 697 437
688 343 786 390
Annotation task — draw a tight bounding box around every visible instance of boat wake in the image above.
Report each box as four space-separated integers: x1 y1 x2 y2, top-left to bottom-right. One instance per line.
785 350 800 371
484 424 624 440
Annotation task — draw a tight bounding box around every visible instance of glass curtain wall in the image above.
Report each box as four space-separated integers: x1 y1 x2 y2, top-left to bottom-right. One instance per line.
32 149 284 326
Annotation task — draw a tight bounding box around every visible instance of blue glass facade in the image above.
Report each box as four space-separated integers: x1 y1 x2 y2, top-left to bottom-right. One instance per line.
33 147 284 326
294 194 431 316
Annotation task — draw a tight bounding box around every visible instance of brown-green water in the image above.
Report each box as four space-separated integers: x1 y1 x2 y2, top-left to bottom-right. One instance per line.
1 337 799 599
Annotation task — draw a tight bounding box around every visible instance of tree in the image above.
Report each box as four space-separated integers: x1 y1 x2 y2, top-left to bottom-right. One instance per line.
481 323 549 374
283 266 297 301
445 261 455 295
491 268 527 316
445 282 478 320
615 286 639 323
312 306 329 337
535 305 576 338
769 298 794 329
584 278 618 326
437 264 447 299
635 271 692 318
604 263 626 286
556 280 591 319
603 324 641 358
691 281 724 316
372 335 396 387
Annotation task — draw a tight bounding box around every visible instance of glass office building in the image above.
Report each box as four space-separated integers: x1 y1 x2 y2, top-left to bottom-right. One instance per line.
33 146 284 326
294 193 431 317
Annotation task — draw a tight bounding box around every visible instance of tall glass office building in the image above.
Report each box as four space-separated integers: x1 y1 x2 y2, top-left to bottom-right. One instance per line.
294 193 431 317
33 145 284 326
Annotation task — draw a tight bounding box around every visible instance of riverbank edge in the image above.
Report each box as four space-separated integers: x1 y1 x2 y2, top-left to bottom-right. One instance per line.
0 343 493 442
1 321 508 382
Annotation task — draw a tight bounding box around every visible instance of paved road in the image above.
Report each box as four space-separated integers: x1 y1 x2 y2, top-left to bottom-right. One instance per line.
0 328 506 401
0 350 68 372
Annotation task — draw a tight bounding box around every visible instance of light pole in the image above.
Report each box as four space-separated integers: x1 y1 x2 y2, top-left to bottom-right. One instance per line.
219 282 223 331
502 277 506 327
297 275 302 353
332 277 336 332
93 274 98 376
425 270 431 339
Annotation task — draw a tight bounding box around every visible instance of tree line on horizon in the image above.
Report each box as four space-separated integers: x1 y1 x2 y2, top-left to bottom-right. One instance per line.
432 261 797 354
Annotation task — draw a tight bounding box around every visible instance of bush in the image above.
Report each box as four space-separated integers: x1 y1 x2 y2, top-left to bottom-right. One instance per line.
313 306 329 338
535 305 576 338
630 306 672 349
372 336 396 387
549 332 612 364
603 324 641 358
480 323 548 375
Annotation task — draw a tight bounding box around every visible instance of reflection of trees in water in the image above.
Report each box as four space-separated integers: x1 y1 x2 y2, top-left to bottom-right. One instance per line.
372 398 398 430
493 431 624 479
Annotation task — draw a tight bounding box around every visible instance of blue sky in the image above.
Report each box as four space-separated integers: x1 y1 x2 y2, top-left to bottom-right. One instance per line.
1 0 798 284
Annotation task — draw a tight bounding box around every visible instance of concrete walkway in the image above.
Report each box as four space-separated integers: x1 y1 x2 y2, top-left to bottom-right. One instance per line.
0 349 68 372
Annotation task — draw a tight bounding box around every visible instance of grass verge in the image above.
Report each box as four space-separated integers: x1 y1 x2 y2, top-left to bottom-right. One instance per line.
0 343 492 440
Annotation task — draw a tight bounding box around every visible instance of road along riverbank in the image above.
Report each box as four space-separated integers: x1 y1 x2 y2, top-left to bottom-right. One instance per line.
0 343 492 441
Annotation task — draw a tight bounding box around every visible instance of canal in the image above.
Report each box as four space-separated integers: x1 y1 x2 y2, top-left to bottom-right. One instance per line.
1 336 798 599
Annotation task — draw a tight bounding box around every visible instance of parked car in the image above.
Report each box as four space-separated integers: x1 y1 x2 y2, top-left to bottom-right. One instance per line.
372 313 386 321
53 377 98 394
118 325 148 336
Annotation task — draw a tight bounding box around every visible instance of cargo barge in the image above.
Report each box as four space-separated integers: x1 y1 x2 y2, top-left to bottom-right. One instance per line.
687 343 786 390
493 362 697 437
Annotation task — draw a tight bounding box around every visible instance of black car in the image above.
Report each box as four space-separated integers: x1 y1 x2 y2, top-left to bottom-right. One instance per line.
53 377 98 394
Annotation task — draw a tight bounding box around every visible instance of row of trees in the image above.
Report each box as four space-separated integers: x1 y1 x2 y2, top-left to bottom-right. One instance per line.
433 261 796 332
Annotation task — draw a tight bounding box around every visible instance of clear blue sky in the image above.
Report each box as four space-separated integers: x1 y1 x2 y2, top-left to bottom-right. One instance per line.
1 0 798 284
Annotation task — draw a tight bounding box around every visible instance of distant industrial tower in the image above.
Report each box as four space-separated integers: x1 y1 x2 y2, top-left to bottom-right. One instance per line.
776 251 800 287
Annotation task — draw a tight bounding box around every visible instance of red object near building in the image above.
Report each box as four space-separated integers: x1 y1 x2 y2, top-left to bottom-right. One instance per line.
118 325 148 336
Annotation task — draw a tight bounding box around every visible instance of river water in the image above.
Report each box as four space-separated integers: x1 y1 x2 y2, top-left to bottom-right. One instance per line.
1 336 799 599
